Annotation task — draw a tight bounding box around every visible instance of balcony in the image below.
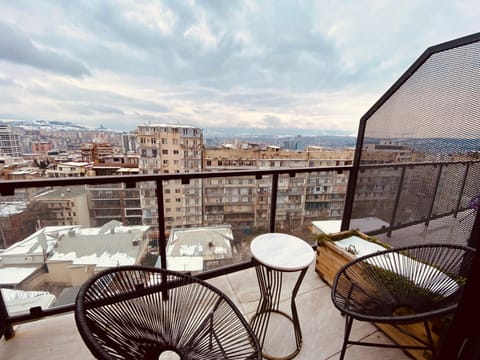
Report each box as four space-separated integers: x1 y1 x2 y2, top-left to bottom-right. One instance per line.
2 32 480 359
0 158 477 359
1 263 410 360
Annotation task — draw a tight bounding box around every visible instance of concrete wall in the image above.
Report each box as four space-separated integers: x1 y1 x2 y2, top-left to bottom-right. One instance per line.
45 261 73 285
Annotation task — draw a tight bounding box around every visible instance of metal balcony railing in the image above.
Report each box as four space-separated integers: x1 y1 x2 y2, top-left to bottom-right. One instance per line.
2 157 480 339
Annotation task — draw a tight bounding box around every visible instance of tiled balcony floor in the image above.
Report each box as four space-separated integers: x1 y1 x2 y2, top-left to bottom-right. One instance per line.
0 263 409 360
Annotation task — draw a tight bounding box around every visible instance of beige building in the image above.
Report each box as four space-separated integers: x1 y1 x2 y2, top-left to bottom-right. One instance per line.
45 161 92 177
35 187 91 227
203 146 354 231
136 124 203 232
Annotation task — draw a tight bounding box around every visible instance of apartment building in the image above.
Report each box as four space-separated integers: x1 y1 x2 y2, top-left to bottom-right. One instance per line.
121 132 137 153
0 125 22 157
81 143 114 163
45 161 92 177
86 183 142 227
203 147 354 233
31 141 53 154
34 187 91 227
136 124 203 232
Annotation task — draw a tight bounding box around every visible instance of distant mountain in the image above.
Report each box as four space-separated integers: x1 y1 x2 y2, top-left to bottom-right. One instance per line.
0 119 104 132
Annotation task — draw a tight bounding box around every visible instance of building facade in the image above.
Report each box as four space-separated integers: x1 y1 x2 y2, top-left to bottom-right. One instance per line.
136 124 203 233
0 125 22 157
34 187 91 227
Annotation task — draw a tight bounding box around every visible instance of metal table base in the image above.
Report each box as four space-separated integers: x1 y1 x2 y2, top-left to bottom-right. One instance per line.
250 261 308 360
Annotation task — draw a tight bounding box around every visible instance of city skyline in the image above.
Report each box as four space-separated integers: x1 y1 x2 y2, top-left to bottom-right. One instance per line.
0 1 479 135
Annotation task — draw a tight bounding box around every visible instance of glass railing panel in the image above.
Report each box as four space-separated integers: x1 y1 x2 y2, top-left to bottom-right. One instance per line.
351 166 402 233
350 160 480 248
274 170 349 245
0 166 353 319
0 181 153 317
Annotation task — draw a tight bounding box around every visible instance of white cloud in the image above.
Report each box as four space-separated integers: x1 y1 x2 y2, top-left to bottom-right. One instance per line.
0 1 479 133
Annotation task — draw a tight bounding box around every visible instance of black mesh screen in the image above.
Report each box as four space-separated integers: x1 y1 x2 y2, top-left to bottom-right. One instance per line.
350 35 480 247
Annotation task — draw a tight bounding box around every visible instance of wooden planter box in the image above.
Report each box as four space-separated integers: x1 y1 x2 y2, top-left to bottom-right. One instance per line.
315 230 447 360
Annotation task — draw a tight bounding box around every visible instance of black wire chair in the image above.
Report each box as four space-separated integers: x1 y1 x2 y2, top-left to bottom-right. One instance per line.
75 266 261 360
331 243 476 360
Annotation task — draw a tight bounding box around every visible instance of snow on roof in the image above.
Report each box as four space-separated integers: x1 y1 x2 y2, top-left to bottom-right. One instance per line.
0 201 28 217
1 221 149 264
143 123 197 129
0 266 39 285
49 251 135 267
46 220 150 268
9 167 39 175
1 288 56 316
0 225 79 256
58 162 91 167
167 226 233 261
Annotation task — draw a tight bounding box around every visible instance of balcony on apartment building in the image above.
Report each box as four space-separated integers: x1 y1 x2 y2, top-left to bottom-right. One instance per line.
2 33 480 359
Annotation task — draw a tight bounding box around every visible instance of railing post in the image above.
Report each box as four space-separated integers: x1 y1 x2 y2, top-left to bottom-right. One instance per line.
425 164 443 228
269 173 279 233
387 166 406 237
454 162 470 218
0 290 14 340
155 180 167 269
341 114 367 231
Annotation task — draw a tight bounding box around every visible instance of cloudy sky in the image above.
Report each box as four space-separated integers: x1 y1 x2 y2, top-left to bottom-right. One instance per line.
0 1 479 135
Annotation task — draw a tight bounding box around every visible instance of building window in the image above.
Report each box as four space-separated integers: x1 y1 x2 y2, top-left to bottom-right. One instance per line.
161 138 168 144
162 149 168 155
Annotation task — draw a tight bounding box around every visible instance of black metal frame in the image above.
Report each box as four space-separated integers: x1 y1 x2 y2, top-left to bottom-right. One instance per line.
75 265 262 359
340 33 480 358
341 31 480 232
1 161 479 341
250 260 309 360
331 243 476 360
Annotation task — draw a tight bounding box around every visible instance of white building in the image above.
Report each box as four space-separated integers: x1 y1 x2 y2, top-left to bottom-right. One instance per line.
45 161 92 177
0 220 151 288
164 225 234 272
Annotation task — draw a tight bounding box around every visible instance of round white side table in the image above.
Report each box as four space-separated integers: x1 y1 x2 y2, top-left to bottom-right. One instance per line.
250 233 315 360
